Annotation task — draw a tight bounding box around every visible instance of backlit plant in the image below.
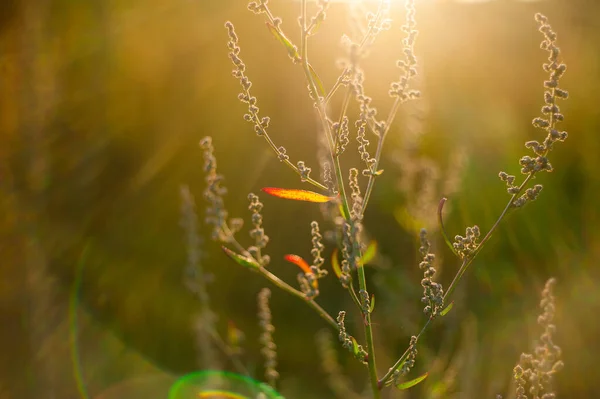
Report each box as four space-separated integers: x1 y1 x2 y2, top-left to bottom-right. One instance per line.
193 1 568 397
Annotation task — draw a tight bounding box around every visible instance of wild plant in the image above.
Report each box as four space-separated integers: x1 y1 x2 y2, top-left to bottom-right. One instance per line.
194 1 568 397
512 278 563 399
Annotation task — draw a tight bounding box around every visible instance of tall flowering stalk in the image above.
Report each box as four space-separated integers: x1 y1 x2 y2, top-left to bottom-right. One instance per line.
196 2 570 397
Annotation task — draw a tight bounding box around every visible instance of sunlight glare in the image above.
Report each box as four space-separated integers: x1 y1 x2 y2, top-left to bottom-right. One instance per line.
296 0 546 3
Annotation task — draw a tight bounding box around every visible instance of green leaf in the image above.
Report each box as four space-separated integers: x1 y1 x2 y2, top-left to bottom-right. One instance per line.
440 301 454 317
368 294 375 313
350 337 360 357
338 203 348 220
222 246 259 270
396 372 429 390
308 18 323 36
331 248 342 279
265 22 300 59
308 63 326 97
360 240 378 266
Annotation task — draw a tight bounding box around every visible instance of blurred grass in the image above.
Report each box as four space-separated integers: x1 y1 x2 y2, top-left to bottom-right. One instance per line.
1 0 600 398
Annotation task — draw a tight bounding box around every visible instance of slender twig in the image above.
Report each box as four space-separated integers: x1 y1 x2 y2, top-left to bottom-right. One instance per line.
299 1 353 221
360 73 408 214
378 319 431 388
379 172 536 387
348 283 363 311
259 265 339 331
443 173 533 302
238 78 328 191
300 2 381 397
219 217 338 331
356 252 381 398
206 327 249 375
324 0 389 105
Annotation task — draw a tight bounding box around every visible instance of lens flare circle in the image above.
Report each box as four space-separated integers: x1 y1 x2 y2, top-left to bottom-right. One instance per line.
93 374 176 399
168 370 283 399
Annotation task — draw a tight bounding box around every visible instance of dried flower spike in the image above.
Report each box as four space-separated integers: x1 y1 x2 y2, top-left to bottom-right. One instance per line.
418 229 444 318
248 193 270 266
258 288 279 388
514 278 563 399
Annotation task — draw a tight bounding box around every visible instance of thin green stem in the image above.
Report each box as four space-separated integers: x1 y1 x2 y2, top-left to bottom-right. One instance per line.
443 173 533 302
299 0 352 219
348 283 362 311
324 0 388 105
299 3 381 396
206 328 249 375
333 86 353 150
241 85 328 191
259 266 338 330
361 84 404 214
378 319 431 388
356 259 381 398
379 173 536 388
325 72 351 105
221 219 338 331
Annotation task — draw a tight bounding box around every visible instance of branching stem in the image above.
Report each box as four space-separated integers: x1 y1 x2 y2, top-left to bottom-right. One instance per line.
379 172 536 387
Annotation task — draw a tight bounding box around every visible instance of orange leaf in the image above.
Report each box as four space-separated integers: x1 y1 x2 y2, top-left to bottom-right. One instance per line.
284 254 312 274
262 187 335 203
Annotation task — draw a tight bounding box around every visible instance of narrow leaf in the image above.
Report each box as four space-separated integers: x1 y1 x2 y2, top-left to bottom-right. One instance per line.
222 246 259 270
308 63 326 97
331 249 342 279
265 22 300 59
438 197 458 256
309 18 323 36
369 294 375 313
262 187 335 203
440 301 454 317
360 240 378 266
351 337 360 357
396 372 429 390
338 203 348 220
284 254 312 274
285 254 318 289
394 359 408 376
374 169 384 176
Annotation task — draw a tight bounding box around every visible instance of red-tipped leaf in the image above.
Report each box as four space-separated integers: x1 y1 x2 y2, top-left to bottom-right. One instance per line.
262 187 335 203
284 254 312 274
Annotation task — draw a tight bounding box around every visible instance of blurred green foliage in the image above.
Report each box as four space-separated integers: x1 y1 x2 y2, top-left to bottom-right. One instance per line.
1 0 600 398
